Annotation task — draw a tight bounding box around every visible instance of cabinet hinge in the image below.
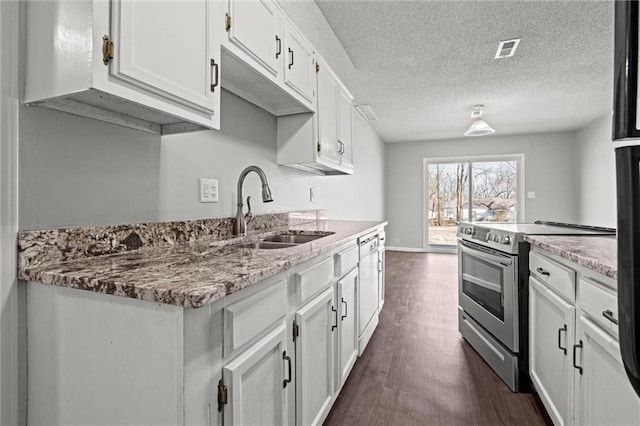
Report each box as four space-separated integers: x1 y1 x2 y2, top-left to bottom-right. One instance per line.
217 379 228 412
225 13 232 31
317 143 321 153
293 321 300 341
316 62 320 73
102 35 114 66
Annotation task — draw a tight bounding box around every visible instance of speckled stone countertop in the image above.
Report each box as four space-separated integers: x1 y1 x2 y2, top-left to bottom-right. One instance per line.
19 216 386 308
524 235 617 280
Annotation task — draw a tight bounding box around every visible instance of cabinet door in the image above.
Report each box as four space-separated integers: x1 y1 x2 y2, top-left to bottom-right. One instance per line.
295 286 335 426
316 67 340 165
337 89 353 167
283 24 315 103
574 315 640 425
336 268 358 391
223 322 289 425
227 0 281 77
111 0 218 114
529 276 575 426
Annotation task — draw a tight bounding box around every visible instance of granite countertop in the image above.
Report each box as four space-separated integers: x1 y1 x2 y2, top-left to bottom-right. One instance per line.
524 234 617 280
19 218 386 308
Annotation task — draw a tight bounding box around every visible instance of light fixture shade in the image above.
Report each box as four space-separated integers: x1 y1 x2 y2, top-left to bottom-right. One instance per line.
464 118 495 136
464 104 495 136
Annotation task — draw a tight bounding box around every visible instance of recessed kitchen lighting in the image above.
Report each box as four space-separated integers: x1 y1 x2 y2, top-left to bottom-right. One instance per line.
495 38 521 59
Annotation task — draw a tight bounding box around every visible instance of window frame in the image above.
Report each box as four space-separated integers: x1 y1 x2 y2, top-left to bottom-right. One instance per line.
422 154 525 253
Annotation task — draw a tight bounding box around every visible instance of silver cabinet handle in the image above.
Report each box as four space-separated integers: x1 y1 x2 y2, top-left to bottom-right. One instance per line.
603 309 619 325
282 351 292 388
288 48 294 69
536 267 550 276
573 340 583 375
341 298 347 320
558 324 567 355
275 35 281 58
331 306 338 331
210 59 219 92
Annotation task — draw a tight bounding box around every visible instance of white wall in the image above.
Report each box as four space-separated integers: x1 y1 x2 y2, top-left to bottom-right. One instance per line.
574 115 616 227
1 0 23 423
573 113 640 228
385 132 578 250
159 90 385 221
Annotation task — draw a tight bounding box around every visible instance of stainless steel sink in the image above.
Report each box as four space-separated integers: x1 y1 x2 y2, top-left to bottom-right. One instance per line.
231 241 298 250
262 234 327 244
229 231 334 250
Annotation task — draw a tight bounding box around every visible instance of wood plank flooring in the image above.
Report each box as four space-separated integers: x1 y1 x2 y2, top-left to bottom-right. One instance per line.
324 251 551 426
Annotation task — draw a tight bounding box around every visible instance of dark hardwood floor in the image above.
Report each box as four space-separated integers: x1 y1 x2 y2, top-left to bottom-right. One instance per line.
324 251 551 426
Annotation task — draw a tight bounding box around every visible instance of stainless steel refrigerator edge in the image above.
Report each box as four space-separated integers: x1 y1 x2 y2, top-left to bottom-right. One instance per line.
612 0 640 398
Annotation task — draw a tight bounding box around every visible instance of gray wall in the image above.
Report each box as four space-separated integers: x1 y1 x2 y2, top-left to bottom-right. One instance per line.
1 1 23 423
574 113 640 228
20 89 385 229
159 91 385 221
385 132 578 249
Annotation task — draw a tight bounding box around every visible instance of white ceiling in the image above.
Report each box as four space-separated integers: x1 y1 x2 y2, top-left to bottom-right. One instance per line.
314 0 614 143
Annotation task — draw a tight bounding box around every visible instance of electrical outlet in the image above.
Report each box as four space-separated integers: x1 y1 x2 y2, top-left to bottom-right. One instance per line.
200 178 218 203
527 191 536 199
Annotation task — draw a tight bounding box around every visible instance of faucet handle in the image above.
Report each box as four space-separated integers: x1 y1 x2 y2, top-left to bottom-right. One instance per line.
245 196 254 224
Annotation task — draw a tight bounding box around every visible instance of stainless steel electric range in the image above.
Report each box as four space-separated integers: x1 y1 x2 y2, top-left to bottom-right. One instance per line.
456 221 616 392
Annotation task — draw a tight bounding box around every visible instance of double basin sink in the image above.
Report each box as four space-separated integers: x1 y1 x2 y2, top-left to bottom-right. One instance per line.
232 232 334 250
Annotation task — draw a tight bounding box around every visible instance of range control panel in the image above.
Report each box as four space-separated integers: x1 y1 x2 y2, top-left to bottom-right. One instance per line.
457 223 521 254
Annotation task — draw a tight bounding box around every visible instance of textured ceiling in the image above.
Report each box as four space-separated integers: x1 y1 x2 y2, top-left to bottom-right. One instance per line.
314 0 614 143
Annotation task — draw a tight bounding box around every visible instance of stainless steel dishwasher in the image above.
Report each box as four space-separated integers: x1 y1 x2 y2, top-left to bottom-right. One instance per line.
358 232 379 354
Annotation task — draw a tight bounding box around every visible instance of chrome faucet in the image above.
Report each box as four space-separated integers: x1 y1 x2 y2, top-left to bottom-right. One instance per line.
234 165 273 236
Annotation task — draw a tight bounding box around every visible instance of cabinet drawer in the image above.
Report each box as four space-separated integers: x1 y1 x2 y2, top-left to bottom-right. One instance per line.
530 251 576 302
579 277 619 338
223 279 287 358
295 258 334 304
334 244 358 277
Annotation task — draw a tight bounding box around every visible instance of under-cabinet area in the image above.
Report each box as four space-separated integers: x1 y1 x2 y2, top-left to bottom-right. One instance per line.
20 214 385 426
526 237 640 426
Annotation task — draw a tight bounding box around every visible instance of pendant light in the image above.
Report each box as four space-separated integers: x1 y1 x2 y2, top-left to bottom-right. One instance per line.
464 104 495 137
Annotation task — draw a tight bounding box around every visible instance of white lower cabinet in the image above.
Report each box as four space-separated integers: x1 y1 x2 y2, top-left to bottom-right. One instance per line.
574 315 640 425
529 276 575 426
295 286 336 426
529 248 640 425
222 322 289 425
336 267 359 391
26 233 387 426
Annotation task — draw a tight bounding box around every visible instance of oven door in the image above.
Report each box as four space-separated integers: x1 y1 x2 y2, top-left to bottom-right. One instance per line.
458 240 518 352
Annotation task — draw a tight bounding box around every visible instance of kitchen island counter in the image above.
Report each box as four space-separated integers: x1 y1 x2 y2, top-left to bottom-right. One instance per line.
524 234 616 280
18 213 386 308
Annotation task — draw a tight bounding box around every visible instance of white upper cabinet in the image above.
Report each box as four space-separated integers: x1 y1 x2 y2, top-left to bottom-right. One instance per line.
24 0 221 134
276 54 355 176
283 23 316 103
220 0 316 115
227 0 282 77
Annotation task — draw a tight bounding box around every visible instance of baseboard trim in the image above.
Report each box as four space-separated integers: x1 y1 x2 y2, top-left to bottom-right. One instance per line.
385 246 426 253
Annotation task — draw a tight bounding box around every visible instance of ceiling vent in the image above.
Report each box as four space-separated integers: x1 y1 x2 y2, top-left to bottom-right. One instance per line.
355 104 378 121
495 38 521 59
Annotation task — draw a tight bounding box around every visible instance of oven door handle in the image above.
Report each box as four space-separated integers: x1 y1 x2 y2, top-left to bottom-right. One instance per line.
461 273 503 293
459 242 513 267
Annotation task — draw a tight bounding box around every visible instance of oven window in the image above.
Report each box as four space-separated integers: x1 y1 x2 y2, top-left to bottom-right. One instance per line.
461 255 504 320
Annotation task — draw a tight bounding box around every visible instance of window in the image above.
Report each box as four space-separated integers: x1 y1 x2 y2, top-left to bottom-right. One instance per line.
424 155 523 251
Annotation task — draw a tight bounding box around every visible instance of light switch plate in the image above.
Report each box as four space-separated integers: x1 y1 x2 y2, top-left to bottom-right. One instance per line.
527 191 536 199
200 178 218 203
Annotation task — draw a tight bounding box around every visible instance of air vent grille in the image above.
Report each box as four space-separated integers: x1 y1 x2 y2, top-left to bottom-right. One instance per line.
355 104 378 121
495 38 521 59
